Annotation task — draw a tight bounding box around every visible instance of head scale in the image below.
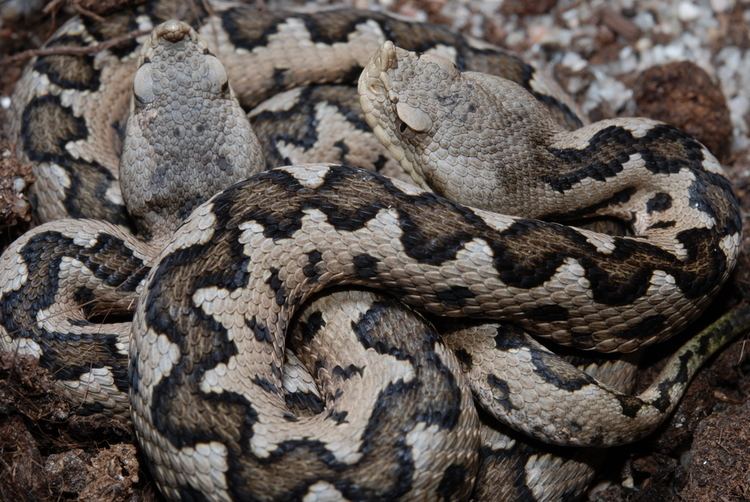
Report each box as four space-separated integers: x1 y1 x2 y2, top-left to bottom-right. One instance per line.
358 41 558 213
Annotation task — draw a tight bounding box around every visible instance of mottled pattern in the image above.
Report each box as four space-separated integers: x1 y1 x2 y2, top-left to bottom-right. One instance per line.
130 164 741 498
120 20 263 239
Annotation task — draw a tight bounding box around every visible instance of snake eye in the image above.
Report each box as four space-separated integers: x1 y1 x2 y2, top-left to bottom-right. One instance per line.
396 102 432 133
133 62 155 105
205 55 229 94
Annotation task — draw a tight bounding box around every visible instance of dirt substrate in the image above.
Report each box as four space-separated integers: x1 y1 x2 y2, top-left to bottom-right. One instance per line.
0 1 748 500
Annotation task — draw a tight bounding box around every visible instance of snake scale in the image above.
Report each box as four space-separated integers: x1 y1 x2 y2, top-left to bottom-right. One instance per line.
0 1 743 500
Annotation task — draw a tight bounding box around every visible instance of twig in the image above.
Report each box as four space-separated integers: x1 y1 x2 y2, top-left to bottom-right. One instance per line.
0 28 150 66
71 3 106 23
42 0 67 16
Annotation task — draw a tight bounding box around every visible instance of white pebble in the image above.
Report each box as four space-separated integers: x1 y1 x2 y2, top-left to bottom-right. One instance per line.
710 0 734 13
13 177 26 192
678 2 702 22
560 51 587 72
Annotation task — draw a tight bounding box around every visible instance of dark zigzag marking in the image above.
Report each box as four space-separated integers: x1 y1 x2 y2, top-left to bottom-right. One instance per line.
223 6 580 127
298 310 325 344
252 86 370 169
648 220 676 230
303 250 323 282
284 390 324 415
651 350 694 413
266 267 286 306
646 192 672 213
150 163 736 456
351 300 463 430
221 7 284 51
145 196 259 451
487 374 514 412
227 165 734 322
144 196 469 497
437 464 470 502
246 317 272 343
22 94 88 164
253 376 279 394
454 348 473 370
435 285 475 308
21 95 129 224
493 325 529 350
331 364 365 380
352 253 379 279
530 349 598 392
306 167 728 304
81 7 144 58
33 34 100 91
325 409 349 424
1 231 145 392
689 169 742 236
541 187 635 223
523 304 570 322
352 302 412 362
545 124 708 192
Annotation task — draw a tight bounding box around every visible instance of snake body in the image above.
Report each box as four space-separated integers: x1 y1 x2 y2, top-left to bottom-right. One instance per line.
0 1 743 500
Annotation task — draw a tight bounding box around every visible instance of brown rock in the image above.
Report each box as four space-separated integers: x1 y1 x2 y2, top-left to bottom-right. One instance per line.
633 61 732 162
45 450 91 495
679 398 750 500
599 6 641 42
80 444 140 501
500 0 557 16
0 416 48 498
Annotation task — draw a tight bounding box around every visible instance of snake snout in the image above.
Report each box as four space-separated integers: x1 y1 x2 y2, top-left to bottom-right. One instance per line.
377 41 398 73
154 19 193 43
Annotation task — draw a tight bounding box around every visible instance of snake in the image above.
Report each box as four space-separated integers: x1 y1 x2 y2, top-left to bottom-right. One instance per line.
0 1 743 500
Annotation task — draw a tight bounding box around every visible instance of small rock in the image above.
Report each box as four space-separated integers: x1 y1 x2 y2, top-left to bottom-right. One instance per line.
560 51 587 72
599 6 641 42
12 177 25 192
0 416 47 497
500 0 558 16
678 1 702 21
45 450 91 494
679 398 750 500
79 444 140 501
709 0 734 13
634 61 732 162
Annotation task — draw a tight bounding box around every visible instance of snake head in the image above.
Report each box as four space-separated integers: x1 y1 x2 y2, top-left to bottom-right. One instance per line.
359 42 454 191
121 20 264 240
132 20 230 107
359 41 560 213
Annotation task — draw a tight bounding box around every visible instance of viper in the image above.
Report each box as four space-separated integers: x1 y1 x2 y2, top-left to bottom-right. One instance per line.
0 1 743 500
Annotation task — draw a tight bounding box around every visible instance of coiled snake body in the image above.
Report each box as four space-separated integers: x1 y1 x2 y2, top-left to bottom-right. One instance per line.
0 1 742 500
